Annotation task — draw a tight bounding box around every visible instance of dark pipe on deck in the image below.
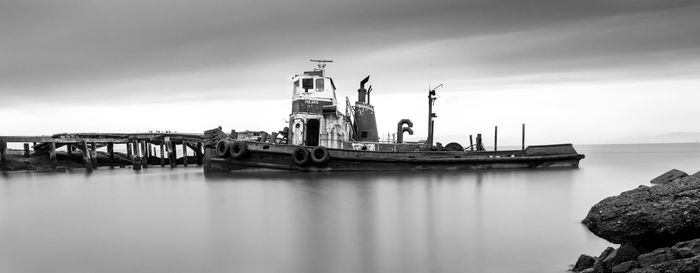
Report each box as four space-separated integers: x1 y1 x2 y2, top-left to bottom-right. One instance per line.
396 119 414 143
357 76 370 104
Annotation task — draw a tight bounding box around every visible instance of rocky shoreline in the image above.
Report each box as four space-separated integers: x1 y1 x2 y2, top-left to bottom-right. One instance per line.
572 169 700 273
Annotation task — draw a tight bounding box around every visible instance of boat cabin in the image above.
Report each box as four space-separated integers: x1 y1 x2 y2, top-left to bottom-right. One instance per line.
288 61 353 149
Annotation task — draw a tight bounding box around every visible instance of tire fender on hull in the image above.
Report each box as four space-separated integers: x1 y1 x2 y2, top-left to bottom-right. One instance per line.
291 147 311 166
216 140 230 157
311 146 331 165
230 141 250 159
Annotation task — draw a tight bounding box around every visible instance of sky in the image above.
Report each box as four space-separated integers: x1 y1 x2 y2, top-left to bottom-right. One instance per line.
1 0 700 145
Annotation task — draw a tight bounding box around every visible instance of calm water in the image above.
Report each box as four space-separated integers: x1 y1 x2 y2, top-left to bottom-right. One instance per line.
2 143 700 273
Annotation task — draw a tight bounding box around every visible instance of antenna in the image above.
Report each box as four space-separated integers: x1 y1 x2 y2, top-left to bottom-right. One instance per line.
310 59 333 71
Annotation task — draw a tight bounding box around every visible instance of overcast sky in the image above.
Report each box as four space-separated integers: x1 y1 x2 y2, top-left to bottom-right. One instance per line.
1 0 700 145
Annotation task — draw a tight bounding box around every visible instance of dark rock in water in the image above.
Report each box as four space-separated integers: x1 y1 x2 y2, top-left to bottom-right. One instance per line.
650 169 687 185
629 256 700 273
593 247 616 273
580 269 595 273
606 244 642 268
572 254 596 271
593 244 643 273
582 175 700 248
637 248 680 267
671 238 700 259
612 261 639 273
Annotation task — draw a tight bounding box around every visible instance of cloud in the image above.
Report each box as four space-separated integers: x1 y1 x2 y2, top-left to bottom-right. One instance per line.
0 0 698 107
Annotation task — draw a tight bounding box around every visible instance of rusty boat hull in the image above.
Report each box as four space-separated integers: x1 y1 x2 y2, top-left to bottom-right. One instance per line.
203 142 585 173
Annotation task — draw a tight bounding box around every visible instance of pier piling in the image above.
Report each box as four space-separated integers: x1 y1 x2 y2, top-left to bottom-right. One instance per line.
141 140 148 168
132 140 141 170
0 139 7 169
159 144 165 167
182 143 188 167
24 143 30 157
90 142 98 169
107 143 114 160
126 143 133 160
196 143 203 165
81 140 92 172
49 142 57 163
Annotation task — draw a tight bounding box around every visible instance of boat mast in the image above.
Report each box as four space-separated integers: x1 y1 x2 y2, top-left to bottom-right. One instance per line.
427 83 442 147
310 59 333 75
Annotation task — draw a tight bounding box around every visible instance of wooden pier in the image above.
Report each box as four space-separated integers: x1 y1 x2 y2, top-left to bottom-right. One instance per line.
0 133 204 172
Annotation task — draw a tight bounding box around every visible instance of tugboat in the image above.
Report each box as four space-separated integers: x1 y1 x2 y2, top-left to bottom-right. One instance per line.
203 60 584 172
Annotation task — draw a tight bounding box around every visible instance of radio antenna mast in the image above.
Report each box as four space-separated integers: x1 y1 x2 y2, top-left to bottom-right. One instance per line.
310 59 333 73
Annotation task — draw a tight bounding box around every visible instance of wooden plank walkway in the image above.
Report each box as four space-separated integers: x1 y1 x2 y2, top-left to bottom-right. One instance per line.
0 133 204 172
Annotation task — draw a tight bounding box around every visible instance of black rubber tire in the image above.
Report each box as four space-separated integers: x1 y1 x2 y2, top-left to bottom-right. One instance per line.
216 140 230 157
311 146 331 165
291 147 310 166
230 141 249 159
445 142 464 151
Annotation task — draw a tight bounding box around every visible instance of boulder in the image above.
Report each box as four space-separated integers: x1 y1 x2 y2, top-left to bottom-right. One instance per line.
593 247 615 273
601 244 642 270
671 238 700 258
630 256 700 273
572 254 596 272
650 169 687 185
582 175 700 248
637 248 680 267
612 261 639 273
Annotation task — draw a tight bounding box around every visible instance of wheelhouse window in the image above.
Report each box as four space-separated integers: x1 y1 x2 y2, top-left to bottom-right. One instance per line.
315 78 324 92
302 78 313 91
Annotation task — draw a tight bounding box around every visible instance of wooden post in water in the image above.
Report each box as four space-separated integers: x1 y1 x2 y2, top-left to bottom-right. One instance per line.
81 140 92 172
182 143 188 167
521 123 526 150
141 140 148 168
24 143 30 157
90 142 98 169
494 126 498 151
171 141 177 168
132 140 141 170
66 144 72 156
126 143 133 160
107 143 114 160
159 143 165 167
196 142 203 166
0 139 7 169
49 142 57 163
469 135 474 151
107 143 114 168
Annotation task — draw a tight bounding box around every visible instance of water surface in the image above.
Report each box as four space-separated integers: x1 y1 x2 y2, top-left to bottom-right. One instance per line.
2 143 700 273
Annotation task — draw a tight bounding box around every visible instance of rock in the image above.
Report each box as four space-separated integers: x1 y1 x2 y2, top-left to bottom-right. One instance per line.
672 238 700 258
582 175 700 248
580 269 595 273
650 169 688 185
637 248 680 267
593 247 616 273
630 256 700 273
612 261 639 273
573 254 596 271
